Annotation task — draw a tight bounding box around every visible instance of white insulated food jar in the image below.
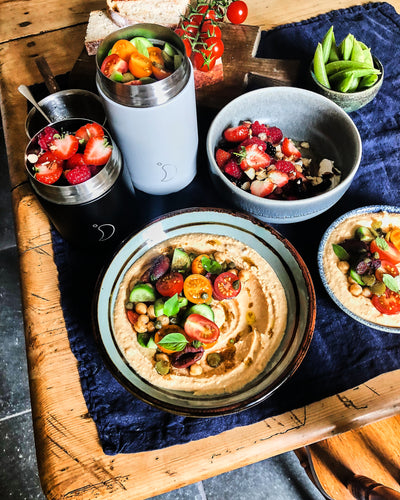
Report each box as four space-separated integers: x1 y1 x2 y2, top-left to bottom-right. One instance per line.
96 24 198 195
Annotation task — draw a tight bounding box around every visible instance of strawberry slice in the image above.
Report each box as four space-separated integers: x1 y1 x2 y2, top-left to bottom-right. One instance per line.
34 152 64 185
238 144 271 171
223 125 249 142
66 153 87 170
281 137 301 159
50 134 79 160
250 179 275 197
268 169 289 187
83 137 112 166
215 148 231 168
75 123 105 144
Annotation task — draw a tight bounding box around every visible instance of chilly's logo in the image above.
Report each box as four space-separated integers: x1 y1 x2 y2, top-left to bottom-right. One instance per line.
158 162 177 182
93 223 116 242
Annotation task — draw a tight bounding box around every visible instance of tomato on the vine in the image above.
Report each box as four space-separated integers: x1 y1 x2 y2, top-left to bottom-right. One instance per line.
193 49 216 72
204 36 224 59
227 0 248 24
174 28 192 57
371 289 400 315
180 19 199 37
200 21 222 40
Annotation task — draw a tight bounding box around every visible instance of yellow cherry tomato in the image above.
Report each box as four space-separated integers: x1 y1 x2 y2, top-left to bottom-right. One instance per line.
128 53 152 78
183 274 213 304
110 39 138 62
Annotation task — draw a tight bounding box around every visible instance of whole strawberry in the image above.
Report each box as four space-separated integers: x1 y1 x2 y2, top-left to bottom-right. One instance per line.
65 165 92 185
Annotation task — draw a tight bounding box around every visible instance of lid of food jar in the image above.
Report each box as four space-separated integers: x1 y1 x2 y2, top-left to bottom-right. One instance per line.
95 24 191 107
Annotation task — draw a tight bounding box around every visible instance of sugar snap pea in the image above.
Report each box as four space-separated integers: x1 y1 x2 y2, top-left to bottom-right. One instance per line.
322 26 334 63
339 34 354 60
336 73 357 93
325 60 372 76
350 40 365 63
313 43 331 88
359 73 379 88
330 67 380 86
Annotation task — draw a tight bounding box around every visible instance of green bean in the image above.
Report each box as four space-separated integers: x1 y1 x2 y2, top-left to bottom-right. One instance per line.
325 60 372 76
313 43 331 88
322 26 334 63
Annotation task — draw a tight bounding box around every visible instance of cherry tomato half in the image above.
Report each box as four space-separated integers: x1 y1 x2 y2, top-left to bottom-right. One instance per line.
370 239 400 266
128 53 152 78
227 1 248 24
183 274 213 304
213 272 241 300
101 54 129 77
184 314 220 343
200 21 222 39
156 272 184 297
371 289 400 315
110 39 138 62
390 228 400 251
191 254 209 274
375 259 400 281
193 49 216 72
155 324 186 354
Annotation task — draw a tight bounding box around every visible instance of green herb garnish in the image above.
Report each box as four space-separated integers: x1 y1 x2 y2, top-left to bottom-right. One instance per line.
383 274 400 293
157 333 188 352
375 237 389 251
201 256 222 274
332 243 350 260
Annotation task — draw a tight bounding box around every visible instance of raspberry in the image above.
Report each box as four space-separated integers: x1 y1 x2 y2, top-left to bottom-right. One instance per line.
37 126 58 150
266 126 283 144
224 159 242 179
251 120 268 136
275 160 295 173
65 164 92 185
240 137 267 151
88 164 102 177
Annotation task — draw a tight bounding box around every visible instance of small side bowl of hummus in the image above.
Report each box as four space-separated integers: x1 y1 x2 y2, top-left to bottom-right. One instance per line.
93 208 316 416
319 205 400 333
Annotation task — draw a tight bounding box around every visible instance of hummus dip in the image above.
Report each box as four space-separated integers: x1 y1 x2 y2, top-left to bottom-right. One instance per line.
323 211 400 327
113 233 288 395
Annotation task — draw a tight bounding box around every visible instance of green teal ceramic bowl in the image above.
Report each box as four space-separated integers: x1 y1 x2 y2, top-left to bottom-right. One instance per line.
309 56 384 113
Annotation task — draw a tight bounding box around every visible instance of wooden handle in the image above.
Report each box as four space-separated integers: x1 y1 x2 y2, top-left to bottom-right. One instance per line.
349 476 400 500
35 56 60 94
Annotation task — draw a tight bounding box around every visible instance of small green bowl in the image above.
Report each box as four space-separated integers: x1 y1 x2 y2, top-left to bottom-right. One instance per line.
309 56 384 113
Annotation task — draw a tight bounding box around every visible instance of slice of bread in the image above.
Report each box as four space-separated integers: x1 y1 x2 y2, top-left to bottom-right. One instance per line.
85 10 120 56
106 0 189 28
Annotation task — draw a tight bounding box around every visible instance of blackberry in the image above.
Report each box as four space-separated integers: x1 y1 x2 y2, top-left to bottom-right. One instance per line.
265 142 276 157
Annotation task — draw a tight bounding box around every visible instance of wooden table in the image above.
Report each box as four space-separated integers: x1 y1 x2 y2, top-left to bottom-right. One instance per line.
1 1 400 499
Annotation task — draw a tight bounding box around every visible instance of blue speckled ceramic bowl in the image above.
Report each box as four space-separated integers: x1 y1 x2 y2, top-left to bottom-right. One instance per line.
93 208 316 416
206 87 362 224
318 205 400 333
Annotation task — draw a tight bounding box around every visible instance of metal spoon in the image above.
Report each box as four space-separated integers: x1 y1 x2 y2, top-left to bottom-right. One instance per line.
18 84 52 123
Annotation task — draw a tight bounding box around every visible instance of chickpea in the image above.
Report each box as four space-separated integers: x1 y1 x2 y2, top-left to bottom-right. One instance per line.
155 353 170 363
158 315 170 327
337 261 350 274
238 269 251 282
347 275 357 285
213 252 226 264
147 321 155 333
134 314 150 333
189 363 203 376
349 283 363 297
135 302 148 315
147 304 156 320
362 287 372 298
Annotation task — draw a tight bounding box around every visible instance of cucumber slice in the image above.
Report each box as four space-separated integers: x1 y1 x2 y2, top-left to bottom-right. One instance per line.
171 248 191 272
129 283 156 303
174 54 183 70
130 36 153 57
186 304 215 322
163 42 176 57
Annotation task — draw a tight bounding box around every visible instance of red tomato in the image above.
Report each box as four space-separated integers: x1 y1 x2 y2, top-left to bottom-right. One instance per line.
213 272 241 300
200 21 222 40
156 272 184 297
204 8 219 21
184 314 220 343
370 239 400 266
204 36 224 59
193 49 216 72
227 1 248 24
174 28 192 57
375 259 400 281
100 54 128 77
371 289 400 315
180 20 199 37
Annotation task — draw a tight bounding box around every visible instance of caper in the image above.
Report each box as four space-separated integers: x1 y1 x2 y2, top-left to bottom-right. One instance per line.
370 281 386 296
169 316 178 324
232 279 241 290
154 320 162 329
155 359 170 375
201 292 209 300
207 353 222 368
361 274 376 286
125 302 134 310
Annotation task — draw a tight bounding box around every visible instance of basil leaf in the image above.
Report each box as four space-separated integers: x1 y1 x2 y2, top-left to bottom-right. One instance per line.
383 274 400 293
375 237 389 251
332 244 350 260
201 256 222 274
157 333 188 352
163 293 180 316
146 336 157 349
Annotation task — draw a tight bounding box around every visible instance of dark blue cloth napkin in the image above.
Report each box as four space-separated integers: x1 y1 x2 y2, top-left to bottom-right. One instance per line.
52 2 400 454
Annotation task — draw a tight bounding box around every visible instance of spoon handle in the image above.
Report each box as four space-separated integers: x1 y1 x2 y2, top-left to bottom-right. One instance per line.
18 85 52 124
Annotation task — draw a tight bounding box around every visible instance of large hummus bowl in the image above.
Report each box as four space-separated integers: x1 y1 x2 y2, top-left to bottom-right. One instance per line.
93 208 316 416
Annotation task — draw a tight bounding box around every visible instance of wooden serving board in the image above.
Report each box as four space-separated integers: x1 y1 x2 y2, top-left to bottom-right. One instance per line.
69 23 301 108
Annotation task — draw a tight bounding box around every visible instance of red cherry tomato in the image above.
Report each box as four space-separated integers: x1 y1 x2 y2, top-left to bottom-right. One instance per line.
370 239 400 266
180 20 199 37
227 1 248 24
375 259 400 281
193 49 216 72
204 36 224 59
174 28 192 57
213 272 241 300
100 54 129 77
200 21 222 40
204 8 218 21
156 272 184 297
184 314 220 343
371 289 400 315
